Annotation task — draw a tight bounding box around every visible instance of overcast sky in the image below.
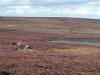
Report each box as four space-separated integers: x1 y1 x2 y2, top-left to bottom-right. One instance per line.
0 0 100 19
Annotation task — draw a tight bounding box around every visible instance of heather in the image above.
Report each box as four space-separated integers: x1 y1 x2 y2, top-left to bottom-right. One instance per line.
1 31 100 75
0 51 100 75
1 17 100 75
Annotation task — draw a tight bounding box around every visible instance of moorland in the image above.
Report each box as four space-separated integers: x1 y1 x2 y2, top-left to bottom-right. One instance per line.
0 17 100 75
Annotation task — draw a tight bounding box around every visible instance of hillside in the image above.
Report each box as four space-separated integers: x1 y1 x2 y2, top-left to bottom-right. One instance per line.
0 17 100 35
0 17 100 75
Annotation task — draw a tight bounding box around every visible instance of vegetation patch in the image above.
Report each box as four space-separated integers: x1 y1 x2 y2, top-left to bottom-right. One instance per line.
51 47 100 54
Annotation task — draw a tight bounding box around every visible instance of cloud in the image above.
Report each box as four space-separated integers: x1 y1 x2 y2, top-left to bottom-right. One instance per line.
54 7 92 16
19 0 30 4
0 0 100 19
4 0 13 2
0 0 86 6
5 9 24 15
8 6 32 9
1 6 94 17
21 6 31 8
41 0 57 2
87 2 100 5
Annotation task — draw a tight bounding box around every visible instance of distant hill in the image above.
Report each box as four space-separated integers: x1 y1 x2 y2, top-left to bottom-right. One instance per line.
0 17 100 35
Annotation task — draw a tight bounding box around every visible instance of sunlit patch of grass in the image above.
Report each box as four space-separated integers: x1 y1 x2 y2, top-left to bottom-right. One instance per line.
72 28 100 34
51 47 100 54
18 47 38 53
8 25 17 27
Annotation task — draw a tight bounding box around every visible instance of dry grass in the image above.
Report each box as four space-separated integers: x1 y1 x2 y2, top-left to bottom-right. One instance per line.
52 47 100 54
18 48 39 53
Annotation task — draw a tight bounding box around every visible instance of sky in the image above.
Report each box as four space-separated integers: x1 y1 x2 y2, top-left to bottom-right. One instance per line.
0 0 100 19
